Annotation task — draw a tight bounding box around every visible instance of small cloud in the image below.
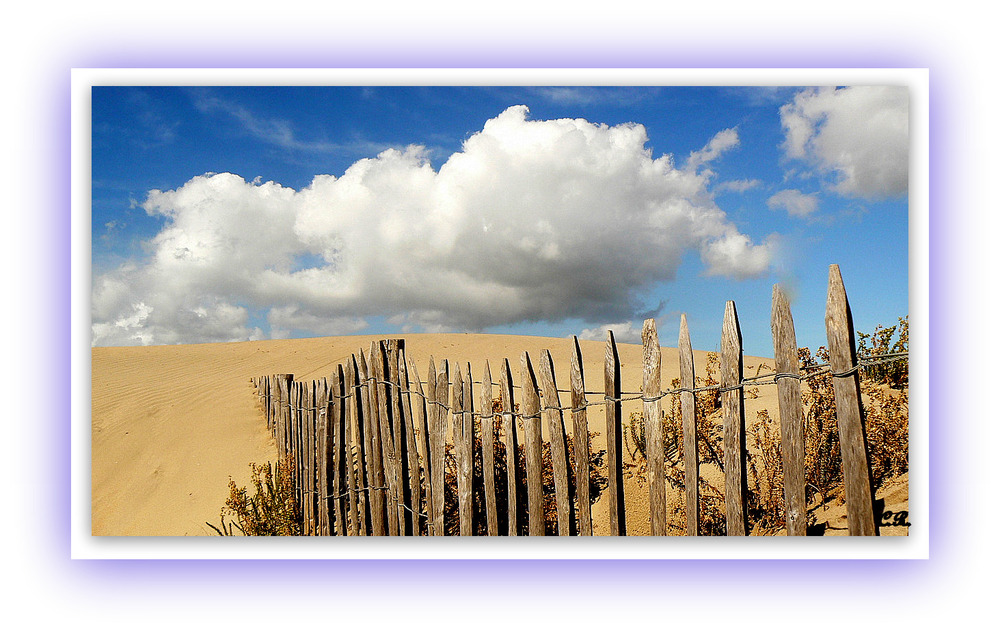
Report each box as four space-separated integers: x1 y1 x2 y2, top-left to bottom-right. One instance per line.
715 178 761 194
767 189 819 218
579 321 643 345
686 128 739 172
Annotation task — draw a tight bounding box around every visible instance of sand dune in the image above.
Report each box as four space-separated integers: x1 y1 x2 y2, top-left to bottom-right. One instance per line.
91 332 906 536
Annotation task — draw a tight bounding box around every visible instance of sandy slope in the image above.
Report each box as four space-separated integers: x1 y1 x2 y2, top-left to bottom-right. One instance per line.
91 332 907 536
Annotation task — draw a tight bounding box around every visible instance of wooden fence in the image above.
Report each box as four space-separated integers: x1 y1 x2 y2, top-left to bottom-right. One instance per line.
250 264 890 536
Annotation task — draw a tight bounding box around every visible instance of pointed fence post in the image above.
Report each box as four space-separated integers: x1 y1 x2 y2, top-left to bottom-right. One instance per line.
642 319 667 536
721 301 748 536
406 356 431 535
570 337 592 536
424 358 440 535
463 363 476 534
318 377 333 536
346 357 365 536
357 351 385 536
499 359 519 536
605 332 625 536
331 367 348 536
386 340 409 534
371 342 400 536
825 264 878 536
305 381 317 535
398 349 423 536
453 365 473 535
432 359 449 536
679 315 699 536
539 349 572 535
520 352 545 536
771 285 807 536
480 361 500 536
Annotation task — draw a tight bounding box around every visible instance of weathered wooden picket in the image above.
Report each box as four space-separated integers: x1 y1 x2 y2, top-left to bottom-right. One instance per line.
251 264 888 536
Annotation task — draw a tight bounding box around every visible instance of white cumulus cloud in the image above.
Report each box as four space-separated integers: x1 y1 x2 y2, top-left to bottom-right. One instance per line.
780 86 909 199
92 105 775 345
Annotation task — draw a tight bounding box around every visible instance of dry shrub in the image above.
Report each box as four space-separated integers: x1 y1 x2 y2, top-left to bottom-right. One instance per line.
442 397 608 535
624 317 909 535
208 454 302 536
624 352 731 535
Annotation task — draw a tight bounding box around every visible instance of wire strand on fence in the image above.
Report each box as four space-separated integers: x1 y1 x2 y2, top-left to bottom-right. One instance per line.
260 351 908 421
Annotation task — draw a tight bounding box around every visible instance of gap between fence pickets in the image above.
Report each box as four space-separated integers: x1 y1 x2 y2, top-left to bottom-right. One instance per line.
250 264 890 537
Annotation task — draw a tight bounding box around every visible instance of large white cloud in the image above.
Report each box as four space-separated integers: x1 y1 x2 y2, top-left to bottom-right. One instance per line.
92 105 776 346
780 86 909 199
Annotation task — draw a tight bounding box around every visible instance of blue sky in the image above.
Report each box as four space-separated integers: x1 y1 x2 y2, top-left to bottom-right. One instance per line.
91 84 910 357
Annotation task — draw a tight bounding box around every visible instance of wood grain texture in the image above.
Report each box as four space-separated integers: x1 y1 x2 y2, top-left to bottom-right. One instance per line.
342 356 367 536
453 365 472 535
499 359 519 536
406 355 430 535
771 285 807 536
386 340 408 534
679 315 699 536
357 350 385 536
480 361 499 536
570 337 592 536
398 349 422 535
371 342 399 536
539 349 572 535
642 319 667 536
305 381 316 535
604 332 625 535
464 364 476 534
275 374 292 460
520 352 545 536
432 359 449 536
825 265 877 536
320 376 334 536
721 301 748 536
425 357 438 533
291 382 302 523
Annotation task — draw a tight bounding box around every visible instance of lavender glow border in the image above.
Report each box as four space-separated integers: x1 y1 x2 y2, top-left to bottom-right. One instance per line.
66 66 940 579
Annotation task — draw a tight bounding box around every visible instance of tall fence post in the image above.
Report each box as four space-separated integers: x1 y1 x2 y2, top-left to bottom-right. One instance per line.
679 314 699 536
372 342 400 536
317 377 332 536
331 368 347 536
385 340 406 534
480 361 500 536
570 337 592 536
539 349 572 535
604 331 625 536
357 350 386 536
346 357 365 536
407 356 431 535
499 359 519 536
721 301 748 536
771 285 807 536
398 348 422 536
432 359 449 536
825 264 878 536
520 352 545 536
453 365 473 536
642 319 667 536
